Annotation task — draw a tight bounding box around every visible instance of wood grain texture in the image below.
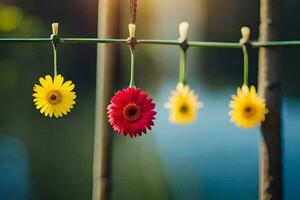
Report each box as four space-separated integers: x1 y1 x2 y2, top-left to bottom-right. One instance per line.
258 0 283 199
93 0 120 200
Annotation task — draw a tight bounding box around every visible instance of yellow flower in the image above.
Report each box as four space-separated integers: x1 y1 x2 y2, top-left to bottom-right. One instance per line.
33 75 76 118
229 85 268 129
165 83 203 124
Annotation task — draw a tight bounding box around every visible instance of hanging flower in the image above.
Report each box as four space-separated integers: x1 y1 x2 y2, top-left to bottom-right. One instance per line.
165 83 203 125
229 85 268 129
33 75 76 118
107 87 156 137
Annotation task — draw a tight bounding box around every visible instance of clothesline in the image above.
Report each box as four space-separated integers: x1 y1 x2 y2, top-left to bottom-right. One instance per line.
0 37 299 48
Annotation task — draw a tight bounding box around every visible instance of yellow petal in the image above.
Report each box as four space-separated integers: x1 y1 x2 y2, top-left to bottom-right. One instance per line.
54 75 64 88
165 84 202 125
33 74 76 118
229 86 268 129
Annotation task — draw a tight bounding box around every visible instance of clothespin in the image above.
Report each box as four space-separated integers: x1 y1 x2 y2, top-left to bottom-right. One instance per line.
52 23 59 36
128 23 136 39
178 21 189 50
51 23 59 45
128 23 137 50
178 22 189 43
240 26 251 44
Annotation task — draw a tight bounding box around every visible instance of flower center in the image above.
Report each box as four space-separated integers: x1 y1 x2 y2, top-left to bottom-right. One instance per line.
243 106 255 117
179 104 189 114
47 90 62 105
123 103 141 122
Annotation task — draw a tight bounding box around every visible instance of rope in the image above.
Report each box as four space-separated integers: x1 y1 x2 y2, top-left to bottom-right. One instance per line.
129 0 137 24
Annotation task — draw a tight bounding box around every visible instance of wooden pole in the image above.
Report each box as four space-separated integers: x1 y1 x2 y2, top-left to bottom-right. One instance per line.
93 0 120 200
258 0 283 199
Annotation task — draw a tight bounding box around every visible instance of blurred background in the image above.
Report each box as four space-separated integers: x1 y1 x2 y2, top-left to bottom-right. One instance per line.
0 0 299 199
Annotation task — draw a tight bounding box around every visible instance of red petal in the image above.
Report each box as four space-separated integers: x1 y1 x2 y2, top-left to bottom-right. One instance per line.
106 87 156 137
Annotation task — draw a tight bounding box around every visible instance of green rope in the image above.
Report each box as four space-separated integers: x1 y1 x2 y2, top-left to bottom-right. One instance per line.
1 37 300 83
0 37 300 48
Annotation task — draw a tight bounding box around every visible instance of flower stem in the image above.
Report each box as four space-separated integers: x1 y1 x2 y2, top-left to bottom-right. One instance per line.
242 45 249 86
179 47 187 84
129 47 136 87
52 43 58 77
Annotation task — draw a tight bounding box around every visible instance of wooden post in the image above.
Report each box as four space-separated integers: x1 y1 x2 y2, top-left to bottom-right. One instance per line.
93 0 120 200
258 0 283 199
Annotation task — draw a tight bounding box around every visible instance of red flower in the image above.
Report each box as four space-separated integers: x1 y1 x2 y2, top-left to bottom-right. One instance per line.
107 87 156 137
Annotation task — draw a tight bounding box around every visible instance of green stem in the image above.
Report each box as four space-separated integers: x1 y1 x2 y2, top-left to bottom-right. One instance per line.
52 43 58 77
179 47 187 84
129 47 135 87
242 45 249 86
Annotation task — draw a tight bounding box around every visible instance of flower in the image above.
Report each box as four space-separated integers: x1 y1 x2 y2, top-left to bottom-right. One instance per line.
33 75 76 118
229 85 268 129
165 83 203 124
107 87 156 137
